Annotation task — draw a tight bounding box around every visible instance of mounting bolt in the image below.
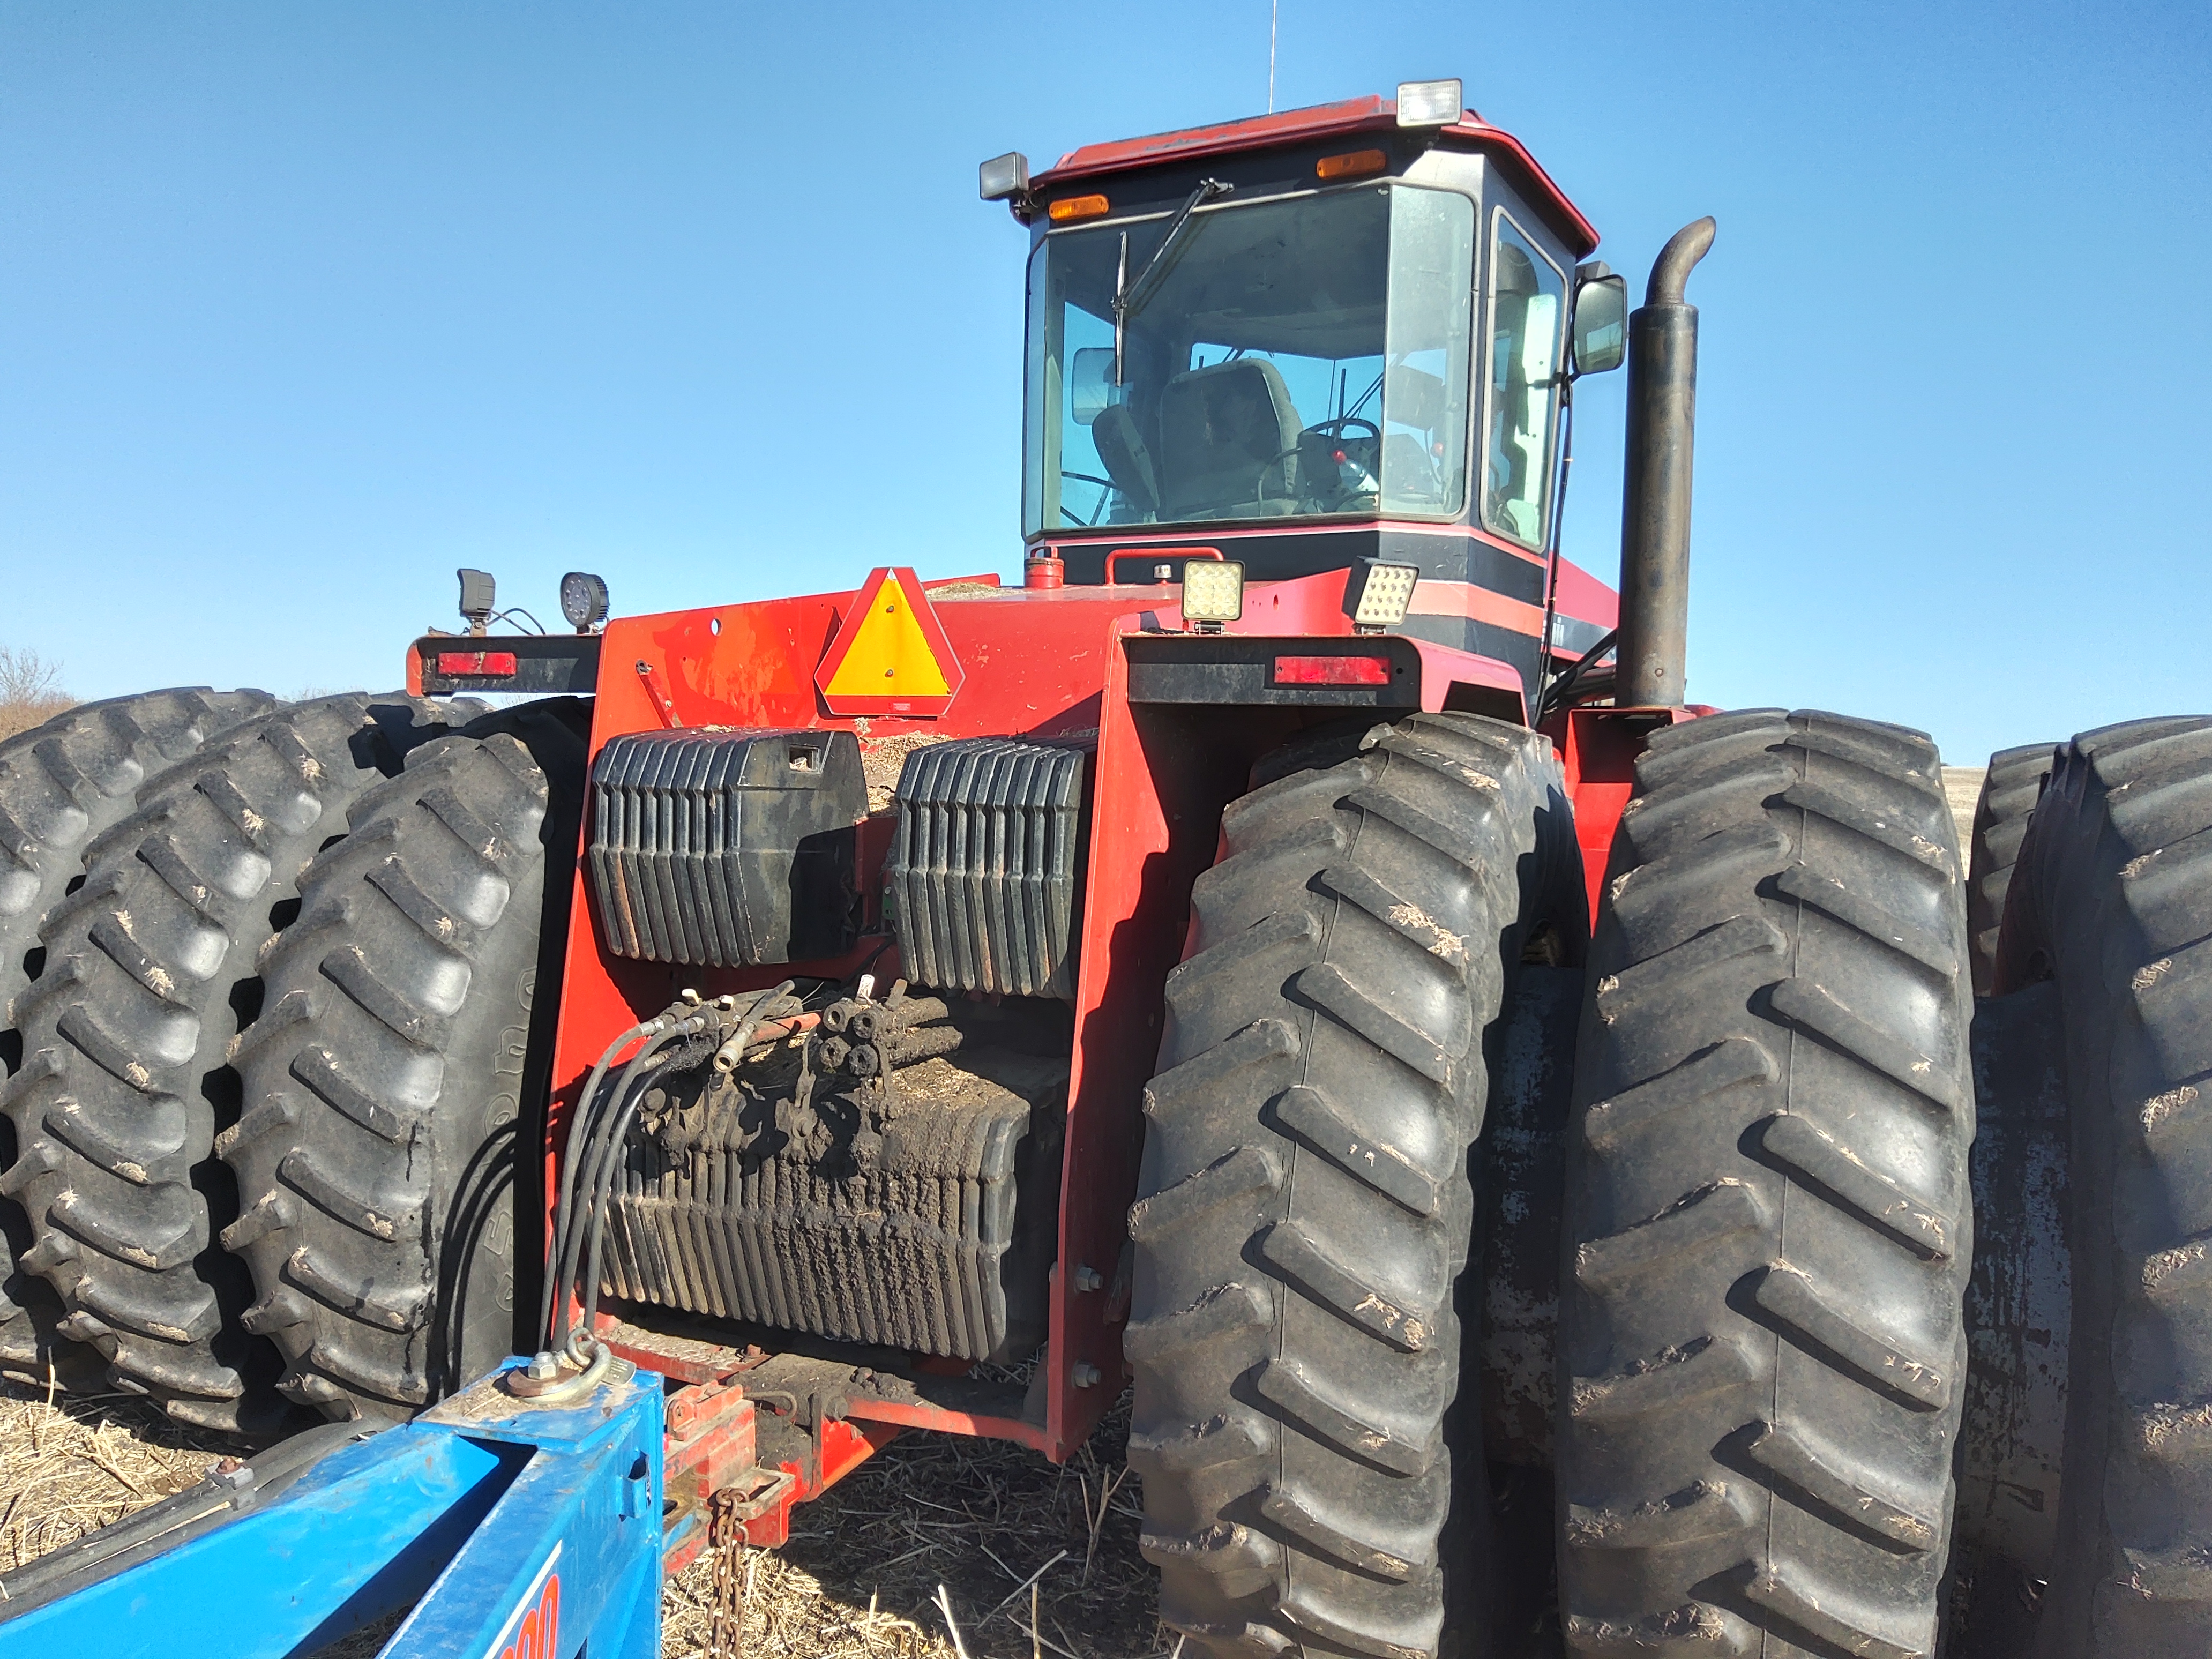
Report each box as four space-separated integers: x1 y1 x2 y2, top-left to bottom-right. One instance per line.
1073 1265 1104 1293
681 987 702 1006
1071 1362 1103 1388
1153 564 1172 581
526 1350 561 1382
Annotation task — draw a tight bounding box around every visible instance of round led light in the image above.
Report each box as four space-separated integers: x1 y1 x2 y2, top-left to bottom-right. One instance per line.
559 571 610 631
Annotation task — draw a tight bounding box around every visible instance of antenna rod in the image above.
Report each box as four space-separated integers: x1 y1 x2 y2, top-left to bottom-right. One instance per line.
1268 0 1278 112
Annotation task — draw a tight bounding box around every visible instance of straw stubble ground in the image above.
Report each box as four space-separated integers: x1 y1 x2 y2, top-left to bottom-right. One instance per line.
0 1376 1163 1659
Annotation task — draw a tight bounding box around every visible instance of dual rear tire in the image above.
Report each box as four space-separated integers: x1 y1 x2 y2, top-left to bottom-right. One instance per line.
1557 713 1974 1659
0 691 580 1434
1134 709 1981 1659
1985 721 2212 1657
1127 712 1582 1659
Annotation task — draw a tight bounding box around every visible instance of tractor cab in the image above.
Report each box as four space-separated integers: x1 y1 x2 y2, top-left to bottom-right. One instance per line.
985 82 1626 618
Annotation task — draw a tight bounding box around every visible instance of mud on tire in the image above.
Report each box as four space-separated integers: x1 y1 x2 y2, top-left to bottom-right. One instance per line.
1966 742 2057 996
1126 712 1578 1659
1993 718 2212 1657
2 694 456 1433
1556 710 1974 1659
222 700 585 1423
0 688 276 1388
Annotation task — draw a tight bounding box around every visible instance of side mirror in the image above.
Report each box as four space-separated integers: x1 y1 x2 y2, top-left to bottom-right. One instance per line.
1571 268 1628 376
1070 347 1117 425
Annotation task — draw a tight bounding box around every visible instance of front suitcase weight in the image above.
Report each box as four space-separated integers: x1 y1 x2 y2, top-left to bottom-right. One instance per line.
589 728 866 967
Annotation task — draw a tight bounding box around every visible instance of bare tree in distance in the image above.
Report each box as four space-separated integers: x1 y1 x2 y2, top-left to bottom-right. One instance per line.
0 646 74 742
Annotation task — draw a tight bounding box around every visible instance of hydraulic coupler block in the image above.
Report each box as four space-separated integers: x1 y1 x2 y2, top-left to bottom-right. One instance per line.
589 728 866 967
599 995 1066 1362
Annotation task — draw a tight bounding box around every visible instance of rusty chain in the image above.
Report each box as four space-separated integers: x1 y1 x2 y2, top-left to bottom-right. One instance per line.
707 1486 750 1657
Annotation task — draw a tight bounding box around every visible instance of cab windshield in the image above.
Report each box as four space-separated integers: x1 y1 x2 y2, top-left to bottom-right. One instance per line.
1022 183 1476 538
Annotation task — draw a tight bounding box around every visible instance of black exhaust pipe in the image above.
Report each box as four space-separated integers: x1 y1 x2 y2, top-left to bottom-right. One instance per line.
1615 216 1715 708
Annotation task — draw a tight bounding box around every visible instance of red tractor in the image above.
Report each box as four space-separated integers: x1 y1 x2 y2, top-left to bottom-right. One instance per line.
0 79 2198 1659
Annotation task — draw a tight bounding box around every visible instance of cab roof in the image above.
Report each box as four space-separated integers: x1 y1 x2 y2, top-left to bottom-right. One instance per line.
1031 94 1599 258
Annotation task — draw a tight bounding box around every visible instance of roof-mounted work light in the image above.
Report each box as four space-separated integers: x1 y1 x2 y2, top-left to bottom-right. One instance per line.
1345 558 1420 632
979 152 1030 202
1395 78 1463 128
457 567 496 636
1180 559 1246 632
559 571 610 632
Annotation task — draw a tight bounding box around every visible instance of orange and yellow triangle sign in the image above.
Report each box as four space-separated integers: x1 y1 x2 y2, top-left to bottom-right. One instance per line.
815 567 964 716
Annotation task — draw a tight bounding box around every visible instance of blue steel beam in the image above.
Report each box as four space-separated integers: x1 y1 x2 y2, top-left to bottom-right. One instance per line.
0 1361 666 1659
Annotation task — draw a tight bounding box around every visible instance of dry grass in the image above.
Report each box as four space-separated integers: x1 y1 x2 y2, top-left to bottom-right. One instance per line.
0 1376 224 1573
663 1392 1160 1659
0 1374 1162 1659
0 645 73 744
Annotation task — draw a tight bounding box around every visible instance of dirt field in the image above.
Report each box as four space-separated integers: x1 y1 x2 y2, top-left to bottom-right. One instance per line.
0 1372 1161 1658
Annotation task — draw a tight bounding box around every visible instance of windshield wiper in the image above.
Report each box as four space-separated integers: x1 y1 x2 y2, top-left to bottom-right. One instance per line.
1114 177 1232 384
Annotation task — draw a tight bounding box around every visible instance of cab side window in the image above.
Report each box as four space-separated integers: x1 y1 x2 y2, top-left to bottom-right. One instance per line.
1482 212 1566 548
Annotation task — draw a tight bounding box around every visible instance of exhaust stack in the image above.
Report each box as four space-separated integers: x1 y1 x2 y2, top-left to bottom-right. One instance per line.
1615 216 1715 708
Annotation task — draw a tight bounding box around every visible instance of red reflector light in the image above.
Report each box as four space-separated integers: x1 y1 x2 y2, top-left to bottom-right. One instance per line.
436 651 518 677
1273 654 1391 686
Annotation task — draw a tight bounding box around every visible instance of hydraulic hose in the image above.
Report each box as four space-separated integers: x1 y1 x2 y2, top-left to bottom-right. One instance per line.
539 1018 657 1345
551 1018 700 1349
577 1079 659 1348
576 985 794 1343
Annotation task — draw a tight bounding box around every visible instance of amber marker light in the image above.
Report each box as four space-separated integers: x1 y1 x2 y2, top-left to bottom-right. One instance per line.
1048 194 1110 222
1317 149 1387 181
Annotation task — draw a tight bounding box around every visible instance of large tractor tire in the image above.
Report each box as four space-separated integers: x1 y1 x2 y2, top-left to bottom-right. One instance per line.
1966 742 2058 996
2 694 457 1433
224 701 585 1422
1556 711 1974 1659
0 688 277 1389
1126 712 1579 1659
1992 718 2212 1657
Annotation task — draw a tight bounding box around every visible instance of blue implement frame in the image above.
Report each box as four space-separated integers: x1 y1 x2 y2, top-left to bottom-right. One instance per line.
0 1361 666 1658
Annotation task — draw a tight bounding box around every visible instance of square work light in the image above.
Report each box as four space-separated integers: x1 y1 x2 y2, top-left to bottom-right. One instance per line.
978 152 1031 203
457 567 497 633
1346 558 1420 631
1180 559 1246 627
1396 79 1463 128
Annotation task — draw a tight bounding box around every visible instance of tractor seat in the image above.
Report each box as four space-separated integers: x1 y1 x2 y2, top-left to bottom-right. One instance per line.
1156 359 1304 520
1091 405 1158 518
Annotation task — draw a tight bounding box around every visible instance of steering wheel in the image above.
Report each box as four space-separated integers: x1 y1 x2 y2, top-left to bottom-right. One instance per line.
1059 470 1119 527
1259 417 1383 507
1305 416 1381 445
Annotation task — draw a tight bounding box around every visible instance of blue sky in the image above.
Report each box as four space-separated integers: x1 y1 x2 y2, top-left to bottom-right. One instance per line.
3 2 2205 764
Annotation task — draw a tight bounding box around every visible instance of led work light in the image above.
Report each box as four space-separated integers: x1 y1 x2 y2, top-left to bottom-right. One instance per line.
559 571 610 632
978 151 1030 203
1396 79 1463 128
1179 559 1246 629
1346 558 1420 631
458 567 496 635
